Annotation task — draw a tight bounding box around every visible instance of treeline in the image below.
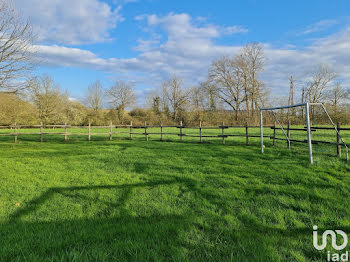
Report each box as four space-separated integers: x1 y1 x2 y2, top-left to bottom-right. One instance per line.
1 56 349 126
0 2 349 126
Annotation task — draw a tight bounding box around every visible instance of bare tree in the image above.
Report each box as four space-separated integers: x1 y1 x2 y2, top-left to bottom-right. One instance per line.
242 43 265 118
86 81 104 112
199 81 219 112
86 81 104 123
209 56 245 121
234 53 250 117
189 85 205 111
325 82 347 115
305 64 336 104
207 44 265 123
0 1 36 92
106 80 136 120
162 75 190 121
188 85 205 122
304 64 336 118
207 84 219 112
29 75 66 123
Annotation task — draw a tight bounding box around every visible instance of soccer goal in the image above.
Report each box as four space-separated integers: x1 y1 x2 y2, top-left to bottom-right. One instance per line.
259 102 349 164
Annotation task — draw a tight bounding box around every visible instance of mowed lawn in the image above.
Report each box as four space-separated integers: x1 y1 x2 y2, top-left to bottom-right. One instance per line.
0 129 350 261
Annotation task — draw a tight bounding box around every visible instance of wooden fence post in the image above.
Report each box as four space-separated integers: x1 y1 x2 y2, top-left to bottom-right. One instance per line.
14 122 17 143
109 121 113 141
40 122 43 142
287 121 291 149
160 123 163 141
130 121 132 140
88 122 91 141
180 121 183 142
272 121 276 146
199 121 202 143
145 121 148 141
245 122 249 145
222 121 225 145
337 122 342 157
64 123 68 141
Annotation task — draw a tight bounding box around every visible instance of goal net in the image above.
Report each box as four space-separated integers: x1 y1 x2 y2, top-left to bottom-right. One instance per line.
259 103 349 164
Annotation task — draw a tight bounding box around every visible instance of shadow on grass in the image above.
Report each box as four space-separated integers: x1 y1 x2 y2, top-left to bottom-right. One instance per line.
1 179 191 261
1 175 346 261
1 139 349 261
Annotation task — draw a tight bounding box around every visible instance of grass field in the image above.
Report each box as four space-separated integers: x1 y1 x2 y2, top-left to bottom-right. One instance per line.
1 127 350 261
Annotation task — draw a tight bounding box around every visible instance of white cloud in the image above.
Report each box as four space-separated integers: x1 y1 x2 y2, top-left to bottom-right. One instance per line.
221 25 248 35
13 0 123 45
139 13 248 39
33 13 350 97
133 37 161 52
35 44 110 68
299 19 338 35
131 13 242 78
259 34 350 99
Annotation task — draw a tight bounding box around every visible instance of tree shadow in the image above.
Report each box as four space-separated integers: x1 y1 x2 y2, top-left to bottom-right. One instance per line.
1 140 349 261
1 179 193 261
2 174 349 261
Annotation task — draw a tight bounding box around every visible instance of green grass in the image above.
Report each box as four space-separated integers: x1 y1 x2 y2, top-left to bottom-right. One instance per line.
0 128 350 261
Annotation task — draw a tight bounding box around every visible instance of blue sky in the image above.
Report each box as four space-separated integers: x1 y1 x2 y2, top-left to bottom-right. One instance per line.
13 0 350 104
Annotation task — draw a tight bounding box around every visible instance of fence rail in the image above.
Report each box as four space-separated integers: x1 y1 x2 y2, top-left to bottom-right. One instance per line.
0 122 273 144
0 121 348 158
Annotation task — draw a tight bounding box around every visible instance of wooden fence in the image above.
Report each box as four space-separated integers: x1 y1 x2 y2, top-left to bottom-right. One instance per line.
0 121 269 144
270 121 349 157
0 121 348 157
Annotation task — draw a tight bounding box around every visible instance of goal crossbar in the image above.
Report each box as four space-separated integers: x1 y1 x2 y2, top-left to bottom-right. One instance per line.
259 102 349 164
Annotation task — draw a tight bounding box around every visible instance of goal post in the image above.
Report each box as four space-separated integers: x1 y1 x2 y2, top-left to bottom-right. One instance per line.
305 103 313 164
259 102 349 164
260 103 313 163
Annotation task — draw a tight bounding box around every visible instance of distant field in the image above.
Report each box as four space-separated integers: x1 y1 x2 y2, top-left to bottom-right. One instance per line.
0 126 350 261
